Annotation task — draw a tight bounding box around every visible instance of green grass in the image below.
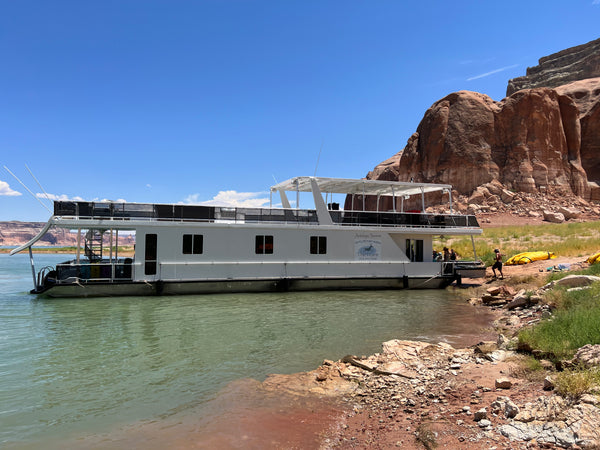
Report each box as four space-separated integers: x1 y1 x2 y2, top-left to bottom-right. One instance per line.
518 282 600 361
436 220 600 266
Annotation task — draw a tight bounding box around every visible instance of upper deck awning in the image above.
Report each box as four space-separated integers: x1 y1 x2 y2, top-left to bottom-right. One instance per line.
270 177 452 197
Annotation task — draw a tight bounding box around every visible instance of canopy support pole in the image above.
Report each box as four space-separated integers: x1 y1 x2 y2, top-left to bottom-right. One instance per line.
362 184 365 211
471 235 478 260
109 229 113 263
29 247 37 290
76 228 81 264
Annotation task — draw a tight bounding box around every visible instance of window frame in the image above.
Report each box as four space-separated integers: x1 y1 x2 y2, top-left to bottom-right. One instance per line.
183 234 203 255
310 236 327 254
255 235 274 254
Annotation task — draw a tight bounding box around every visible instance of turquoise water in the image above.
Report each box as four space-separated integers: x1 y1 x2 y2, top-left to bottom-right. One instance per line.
0 254 492 448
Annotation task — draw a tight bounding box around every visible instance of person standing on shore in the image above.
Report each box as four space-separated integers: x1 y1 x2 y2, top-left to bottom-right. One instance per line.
492 248 504 279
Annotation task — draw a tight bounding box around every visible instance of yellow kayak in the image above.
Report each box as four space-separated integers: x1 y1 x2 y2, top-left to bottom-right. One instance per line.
587 252 600 264
505 251 557 265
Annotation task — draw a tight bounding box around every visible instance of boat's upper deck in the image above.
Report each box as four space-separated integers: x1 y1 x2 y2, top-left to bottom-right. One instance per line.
52 201 480 229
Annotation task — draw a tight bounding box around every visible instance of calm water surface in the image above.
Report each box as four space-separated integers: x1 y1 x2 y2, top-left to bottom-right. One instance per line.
0 254 493 448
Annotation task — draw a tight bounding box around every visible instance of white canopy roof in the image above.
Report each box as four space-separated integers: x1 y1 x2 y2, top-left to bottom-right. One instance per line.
270 176 452 197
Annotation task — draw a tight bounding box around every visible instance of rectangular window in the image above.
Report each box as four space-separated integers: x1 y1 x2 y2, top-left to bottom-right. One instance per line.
183 234 203 254
310 236 327 254
145 233 157 275
182 234 193 254
405 238 424 262
255 235 274 254
193 235 203 254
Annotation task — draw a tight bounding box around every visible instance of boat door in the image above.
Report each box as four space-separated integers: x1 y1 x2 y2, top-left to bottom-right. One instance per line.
144 233 158 279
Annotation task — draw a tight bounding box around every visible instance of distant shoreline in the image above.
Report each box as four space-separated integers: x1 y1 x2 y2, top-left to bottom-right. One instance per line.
0 246 135 257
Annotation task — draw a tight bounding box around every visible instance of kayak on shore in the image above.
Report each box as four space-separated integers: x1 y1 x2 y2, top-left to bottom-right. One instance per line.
587 252 600 265
505 251 556 265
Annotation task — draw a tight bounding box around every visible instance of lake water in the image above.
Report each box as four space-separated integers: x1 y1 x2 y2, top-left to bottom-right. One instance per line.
1 253 494 448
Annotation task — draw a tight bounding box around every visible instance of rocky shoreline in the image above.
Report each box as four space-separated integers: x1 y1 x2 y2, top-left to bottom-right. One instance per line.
258 257 600 449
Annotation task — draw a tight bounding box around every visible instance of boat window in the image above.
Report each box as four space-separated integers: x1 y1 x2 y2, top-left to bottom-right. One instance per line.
145 234 157 275
405 238 424 262
183 234 203 254
310 236 327 254
255 235 274 254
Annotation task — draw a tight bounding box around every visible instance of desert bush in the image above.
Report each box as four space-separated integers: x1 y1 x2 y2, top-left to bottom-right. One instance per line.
554 368 600 399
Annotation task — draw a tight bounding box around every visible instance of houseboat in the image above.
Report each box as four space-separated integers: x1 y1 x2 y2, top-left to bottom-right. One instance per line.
10 176 485 297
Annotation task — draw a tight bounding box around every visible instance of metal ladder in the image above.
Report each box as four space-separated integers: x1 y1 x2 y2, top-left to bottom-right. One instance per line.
84 229 104 261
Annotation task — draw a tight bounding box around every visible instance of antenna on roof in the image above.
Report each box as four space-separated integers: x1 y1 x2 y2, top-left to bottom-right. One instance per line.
3 165 52 214
313 139 324 177
25 164 53 209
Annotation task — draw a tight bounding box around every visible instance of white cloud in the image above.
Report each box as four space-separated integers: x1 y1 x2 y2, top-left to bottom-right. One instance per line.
101 198 128 203
36 193 128 203
594 0 600 5
183 190 270 208
467 64 519 81
0 180 22 196
146 184 152 188
37 193 86 202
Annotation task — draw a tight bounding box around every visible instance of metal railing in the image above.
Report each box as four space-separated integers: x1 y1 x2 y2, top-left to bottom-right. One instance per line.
53 260 134 283
53 201 480 228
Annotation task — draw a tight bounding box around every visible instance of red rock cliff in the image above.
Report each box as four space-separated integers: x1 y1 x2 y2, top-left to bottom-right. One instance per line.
365 77 600 203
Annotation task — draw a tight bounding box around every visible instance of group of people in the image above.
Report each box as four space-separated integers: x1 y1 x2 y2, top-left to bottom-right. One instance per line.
432 247 457 262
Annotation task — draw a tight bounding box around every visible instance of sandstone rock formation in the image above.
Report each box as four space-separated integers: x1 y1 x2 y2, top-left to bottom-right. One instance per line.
507 38 600 96
361 77 600 214
556 78 600 183
359 38 600 216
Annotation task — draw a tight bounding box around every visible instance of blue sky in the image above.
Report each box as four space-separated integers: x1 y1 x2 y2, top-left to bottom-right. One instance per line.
1 1 599 221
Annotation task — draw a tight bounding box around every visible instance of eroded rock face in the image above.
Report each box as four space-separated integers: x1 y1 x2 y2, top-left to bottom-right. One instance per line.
507 38 600 96
556 78 600 184
365 78 600 203
494 88 588 196
397 91 499 194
